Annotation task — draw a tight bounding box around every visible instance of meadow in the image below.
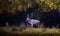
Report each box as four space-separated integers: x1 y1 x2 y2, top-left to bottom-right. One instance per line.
0 27 60 36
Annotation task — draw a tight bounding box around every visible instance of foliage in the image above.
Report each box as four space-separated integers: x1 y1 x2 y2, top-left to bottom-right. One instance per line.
0 0 59 12
0 0 60 19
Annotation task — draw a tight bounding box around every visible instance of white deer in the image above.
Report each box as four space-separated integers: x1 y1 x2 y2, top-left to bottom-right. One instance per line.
26 17 40 28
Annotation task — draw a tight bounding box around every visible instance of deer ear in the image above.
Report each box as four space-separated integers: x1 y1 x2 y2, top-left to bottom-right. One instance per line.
6 22 9 27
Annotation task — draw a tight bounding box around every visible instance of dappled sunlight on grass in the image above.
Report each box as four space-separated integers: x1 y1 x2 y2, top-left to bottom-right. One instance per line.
1 27 60 36
0 27 60 34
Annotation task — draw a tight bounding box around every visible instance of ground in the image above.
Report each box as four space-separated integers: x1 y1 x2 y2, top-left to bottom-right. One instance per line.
0 27 60 36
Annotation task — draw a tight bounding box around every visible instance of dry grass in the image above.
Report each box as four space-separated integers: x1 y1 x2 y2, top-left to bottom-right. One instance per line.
0 27 60 36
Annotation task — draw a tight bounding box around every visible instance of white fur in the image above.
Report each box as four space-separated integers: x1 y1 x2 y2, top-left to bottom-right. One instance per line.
26 18 40 27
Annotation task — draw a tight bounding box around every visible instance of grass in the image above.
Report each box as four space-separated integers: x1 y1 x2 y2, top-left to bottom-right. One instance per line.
0 27 60 36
